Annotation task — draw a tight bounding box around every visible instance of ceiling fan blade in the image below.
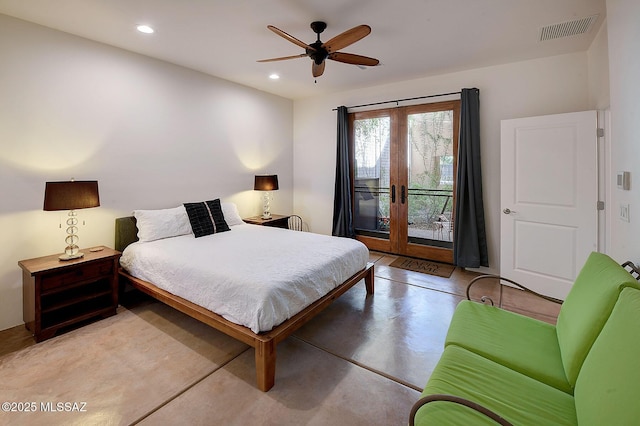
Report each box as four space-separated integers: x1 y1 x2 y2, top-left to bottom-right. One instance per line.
328 52 379 66
323 25 371 53
257 53 309 63
312 61 325 77
267 25 315 51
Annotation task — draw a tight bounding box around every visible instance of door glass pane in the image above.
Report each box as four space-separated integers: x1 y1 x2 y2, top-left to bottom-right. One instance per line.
407 110 454 247
353 116 391 239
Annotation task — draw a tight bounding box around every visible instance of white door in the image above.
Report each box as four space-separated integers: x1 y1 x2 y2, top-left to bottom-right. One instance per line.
501 111 598 300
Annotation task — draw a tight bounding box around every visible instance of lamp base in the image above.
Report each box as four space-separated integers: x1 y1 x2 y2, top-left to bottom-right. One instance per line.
59 252 84 261
60 210 83 261
261 191 272 220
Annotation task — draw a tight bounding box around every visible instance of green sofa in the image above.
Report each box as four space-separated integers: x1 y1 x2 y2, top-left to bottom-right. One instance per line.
410 252 640 425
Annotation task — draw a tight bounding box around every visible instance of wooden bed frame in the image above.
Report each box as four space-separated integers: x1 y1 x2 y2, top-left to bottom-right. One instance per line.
115 217 374 391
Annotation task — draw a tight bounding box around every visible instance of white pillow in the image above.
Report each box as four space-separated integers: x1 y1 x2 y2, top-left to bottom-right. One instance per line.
221 202 244 226
133 206 193 242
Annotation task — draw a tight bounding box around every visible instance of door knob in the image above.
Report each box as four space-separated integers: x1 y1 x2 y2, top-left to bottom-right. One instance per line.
503 208 515 214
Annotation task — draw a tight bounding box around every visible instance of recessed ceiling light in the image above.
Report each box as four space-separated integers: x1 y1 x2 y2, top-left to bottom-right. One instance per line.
137 25 154 34
269 74 280 80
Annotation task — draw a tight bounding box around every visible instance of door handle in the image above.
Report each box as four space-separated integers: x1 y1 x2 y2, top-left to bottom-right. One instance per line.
401 186 406 204
391 185 396 203
503 208 516 214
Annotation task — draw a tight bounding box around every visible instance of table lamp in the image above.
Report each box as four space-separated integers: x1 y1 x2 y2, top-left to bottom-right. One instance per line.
254 175 278 219
43 180 100 260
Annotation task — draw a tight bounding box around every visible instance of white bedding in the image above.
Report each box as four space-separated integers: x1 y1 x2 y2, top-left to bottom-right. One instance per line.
120 224 369 333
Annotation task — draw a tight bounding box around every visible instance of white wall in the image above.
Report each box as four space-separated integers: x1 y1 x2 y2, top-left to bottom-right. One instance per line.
0 15 293 330
293 53 590 273
606 0 640 264
587 21 610 110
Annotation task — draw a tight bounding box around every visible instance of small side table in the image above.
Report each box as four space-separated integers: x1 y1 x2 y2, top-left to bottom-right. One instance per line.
244 214 291 229
19 247 121 342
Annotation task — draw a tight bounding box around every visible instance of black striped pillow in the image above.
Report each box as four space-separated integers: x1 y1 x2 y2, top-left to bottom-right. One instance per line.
183 199 230 238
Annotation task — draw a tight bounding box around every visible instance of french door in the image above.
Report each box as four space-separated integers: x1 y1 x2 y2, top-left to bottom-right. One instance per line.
351 100 460 263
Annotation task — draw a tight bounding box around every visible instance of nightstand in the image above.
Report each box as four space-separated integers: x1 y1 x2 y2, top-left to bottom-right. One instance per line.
243 214 291 229
19 247 121 342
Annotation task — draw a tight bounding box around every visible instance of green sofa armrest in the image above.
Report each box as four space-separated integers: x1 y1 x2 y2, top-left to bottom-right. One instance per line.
410 394 514 426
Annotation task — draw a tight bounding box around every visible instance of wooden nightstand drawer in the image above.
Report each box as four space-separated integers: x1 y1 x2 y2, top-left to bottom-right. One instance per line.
41 260 114 292
41 279 112 313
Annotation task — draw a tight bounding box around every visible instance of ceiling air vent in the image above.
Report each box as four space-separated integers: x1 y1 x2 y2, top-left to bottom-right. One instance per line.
539 14 599 41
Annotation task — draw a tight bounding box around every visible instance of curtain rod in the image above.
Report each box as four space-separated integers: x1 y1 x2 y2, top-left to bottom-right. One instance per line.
332 90 461 111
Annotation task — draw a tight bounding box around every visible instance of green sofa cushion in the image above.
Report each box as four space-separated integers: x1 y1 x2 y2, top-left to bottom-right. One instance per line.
415 345 577 426
413 400 508 425
574 287 640 425
556 252 639 387
445 300 571 393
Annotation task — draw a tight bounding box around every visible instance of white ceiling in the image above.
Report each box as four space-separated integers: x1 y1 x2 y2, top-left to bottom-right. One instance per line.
0 0 606 100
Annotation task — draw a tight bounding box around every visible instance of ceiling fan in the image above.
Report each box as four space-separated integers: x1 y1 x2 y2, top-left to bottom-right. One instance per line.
258 21 379 78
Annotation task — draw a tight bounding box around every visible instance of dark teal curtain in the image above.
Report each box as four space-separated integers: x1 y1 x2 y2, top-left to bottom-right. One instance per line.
332 106 355 237
454 88 489 267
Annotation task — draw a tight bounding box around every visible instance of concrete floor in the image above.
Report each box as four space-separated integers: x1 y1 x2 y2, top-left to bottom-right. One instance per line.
0 252 559 425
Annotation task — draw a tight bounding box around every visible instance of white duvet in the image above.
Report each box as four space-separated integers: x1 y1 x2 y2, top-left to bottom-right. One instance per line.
120 224 369 333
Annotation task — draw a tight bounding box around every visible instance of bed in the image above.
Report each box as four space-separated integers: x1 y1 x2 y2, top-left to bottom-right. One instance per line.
115 205 374 391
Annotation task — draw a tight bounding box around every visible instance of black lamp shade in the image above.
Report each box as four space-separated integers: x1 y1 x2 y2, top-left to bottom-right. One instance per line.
43 181 100 211
254 175 279 191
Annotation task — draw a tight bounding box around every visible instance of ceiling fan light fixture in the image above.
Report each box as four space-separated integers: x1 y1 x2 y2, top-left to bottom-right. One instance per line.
136 24 154 34
269 73 280 80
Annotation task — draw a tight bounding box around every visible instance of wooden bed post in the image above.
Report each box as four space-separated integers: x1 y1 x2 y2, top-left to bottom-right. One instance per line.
255 339 276 392
365 263 375 295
